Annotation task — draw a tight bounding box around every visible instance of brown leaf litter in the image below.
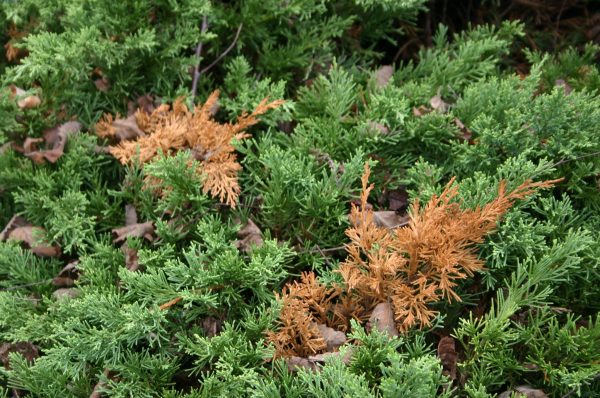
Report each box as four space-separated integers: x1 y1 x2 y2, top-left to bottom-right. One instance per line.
9 85 41 110
112 221 155 243
437 335 458 380
52 288 81 300
113 205 149 272
0 342 39 369
0 215 61 257
374 65 394 88
430 91 449 113
367 302 399 338
52 260 79 287
286 348 354 373
498 385 548 398
235 219 263 253
14 121 82 164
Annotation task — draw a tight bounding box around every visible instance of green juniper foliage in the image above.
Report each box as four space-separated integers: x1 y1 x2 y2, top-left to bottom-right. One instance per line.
0 1 599 397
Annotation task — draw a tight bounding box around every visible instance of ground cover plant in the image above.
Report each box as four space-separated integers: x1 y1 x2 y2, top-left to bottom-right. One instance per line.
0 0 599 397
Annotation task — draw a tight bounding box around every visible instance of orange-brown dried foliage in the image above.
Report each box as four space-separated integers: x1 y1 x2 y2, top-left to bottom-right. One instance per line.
96 91 283 207
266 272 340 358
268 163 560 357
5 23 30 62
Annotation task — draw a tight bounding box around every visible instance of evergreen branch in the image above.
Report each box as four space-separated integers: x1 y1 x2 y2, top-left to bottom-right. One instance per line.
529 150 600 180
159 296 182 310
550 150 600 169
0 279 52 291
200 23 243 76
561 373 600 398
191 15 209 99
308 245 347 253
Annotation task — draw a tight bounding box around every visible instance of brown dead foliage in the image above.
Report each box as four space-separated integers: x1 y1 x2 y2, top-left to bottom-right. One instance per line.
89 369 113 398
201 317 222 338
96 91 283 207
340 164 560 331
4 23 31 62
122 246 140 272
266 272 343 358
268 163 560 357
96 114 145 142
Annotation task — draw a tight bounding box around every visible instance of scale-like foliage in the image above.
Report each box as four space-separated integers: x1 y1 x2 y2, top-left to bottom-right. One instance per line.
96 92 283 207
269 164 559 356
1 3 599 396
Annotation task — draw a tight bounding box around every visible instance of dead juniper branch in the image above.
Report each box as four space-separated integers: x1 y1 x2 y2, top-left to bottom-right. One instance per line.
96 92 284 207
268 163 561 357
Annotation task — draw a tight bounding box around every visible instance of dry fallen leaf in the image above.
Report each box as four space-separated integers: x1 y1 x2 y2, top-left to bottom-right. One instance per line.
127 94 158 116
498 386 548 398
117 205 144 272
51 277 75 287
430 91 449 113
201 317 222 338
18 95 41 110
10 85 41 110
122 245 140 272
20 121 82 164
367 121 390 135
0 215 24 240
286 356 320 372
9 226 59 257
555 79 573 95
125 204 138 226
286 347 354 373
52 288 81 300
315 323 346 352
437 335 458 380
454 118 473 142
367 302 399 338
413 105 431 116
379 188 409 212
112 221 155 243
308 347 354 364
89 369 113 398
56 260 78 276
235 219 263 253
96 114 145 142
0 215 61 257
52 259 79 286
349 205 409 230
372 211 410 229
0 342 39 369
375 65 394 88
94 76 111 92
